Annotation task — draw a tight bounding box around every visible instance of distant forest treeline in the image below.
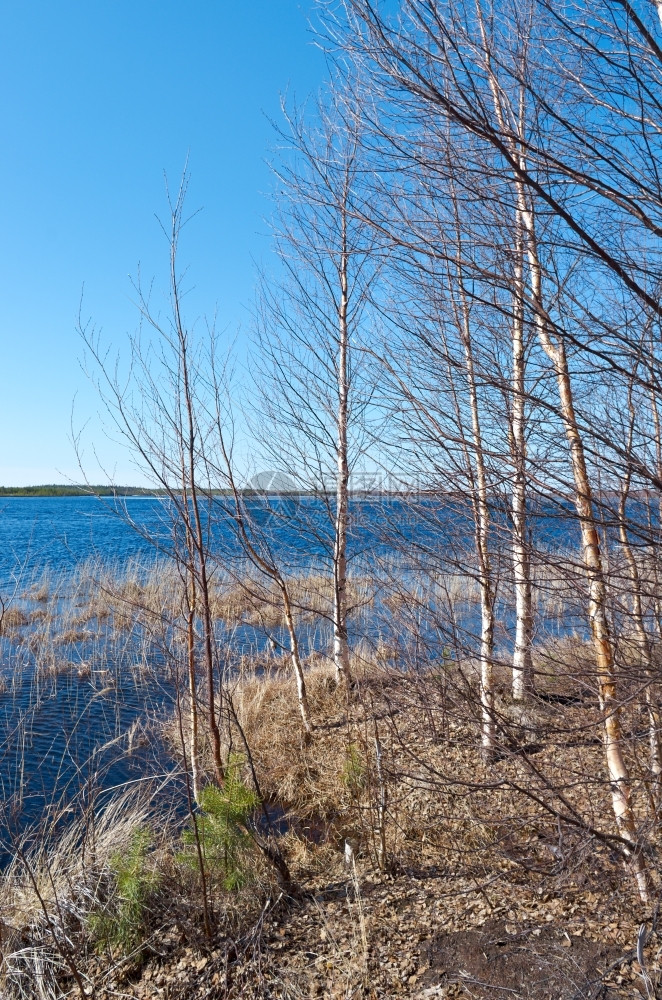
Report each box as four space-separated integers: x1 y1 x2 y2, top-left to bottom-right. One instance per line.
0 485 156 497
0 485 327 497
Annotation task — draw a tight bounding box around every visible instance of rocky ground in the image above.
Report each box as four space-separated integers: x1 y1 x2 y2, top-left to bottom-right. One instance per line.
4 654 662 999
96 858 657 999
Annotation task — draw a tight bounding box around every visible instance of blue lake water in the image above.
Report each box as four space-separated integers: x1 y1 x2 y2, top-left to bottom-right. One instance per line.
0 492 586 588
0 496 177 588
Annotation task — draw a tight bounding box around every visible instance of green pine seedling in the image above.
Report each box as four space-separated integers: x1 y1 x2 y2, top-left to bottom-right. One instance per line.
89 827 160 955
179 754 259 891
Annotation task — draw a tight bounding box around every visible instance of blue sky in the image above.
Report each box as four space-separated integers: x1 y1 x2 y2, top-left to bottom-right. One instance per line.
0 1 326 485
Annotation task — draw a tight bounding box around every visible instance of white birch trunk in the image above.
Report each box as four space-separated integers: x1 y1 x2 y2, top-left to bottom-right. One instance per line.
476 19 650 895
280 580 314 736
510 213 534 701
333 229 351 688
618 452 662 797
456 273 496 759
519 195 650 901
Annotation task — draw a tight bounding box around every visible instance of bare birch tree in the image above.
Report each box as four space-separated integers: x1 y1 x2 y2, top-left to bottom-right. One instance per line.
254 85 376 689
81 174 225 791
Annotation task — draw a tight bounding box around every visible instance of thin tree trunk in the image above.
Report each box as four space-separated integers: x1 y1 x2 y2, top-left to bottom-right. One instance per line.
519 191 650 900
181 482 203 799
510 208 534 701
186 588 202 801
334 222 352 688
194 535 225 785
279 580 314 736
455 260 496 760
172 223 225 788
618 415 662 800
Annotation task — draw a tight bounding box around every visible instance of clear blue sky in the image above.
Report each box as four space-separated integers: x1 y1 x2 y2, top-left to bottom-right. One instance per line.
0 1 326 486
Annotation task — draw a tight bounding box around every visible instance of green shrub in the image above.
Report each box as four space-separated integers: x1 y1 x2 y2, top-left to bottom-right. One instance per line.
179 755 259 891
89 828 160 955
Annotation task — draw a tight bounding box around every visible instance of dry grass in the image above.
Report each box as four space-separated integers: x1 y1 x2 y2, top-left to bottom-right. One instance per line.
219 641 662 902
6 563 375 656
0 609 29 632
208 572 375 628
0 788 158 937
70 561 183 632
0 788 168 1000
230 659 351 816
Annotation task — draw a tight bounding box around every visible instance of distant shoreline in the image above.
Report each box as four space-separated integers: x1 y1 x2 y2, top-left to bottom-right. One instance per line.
0 486 158 497
0 485 656 502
